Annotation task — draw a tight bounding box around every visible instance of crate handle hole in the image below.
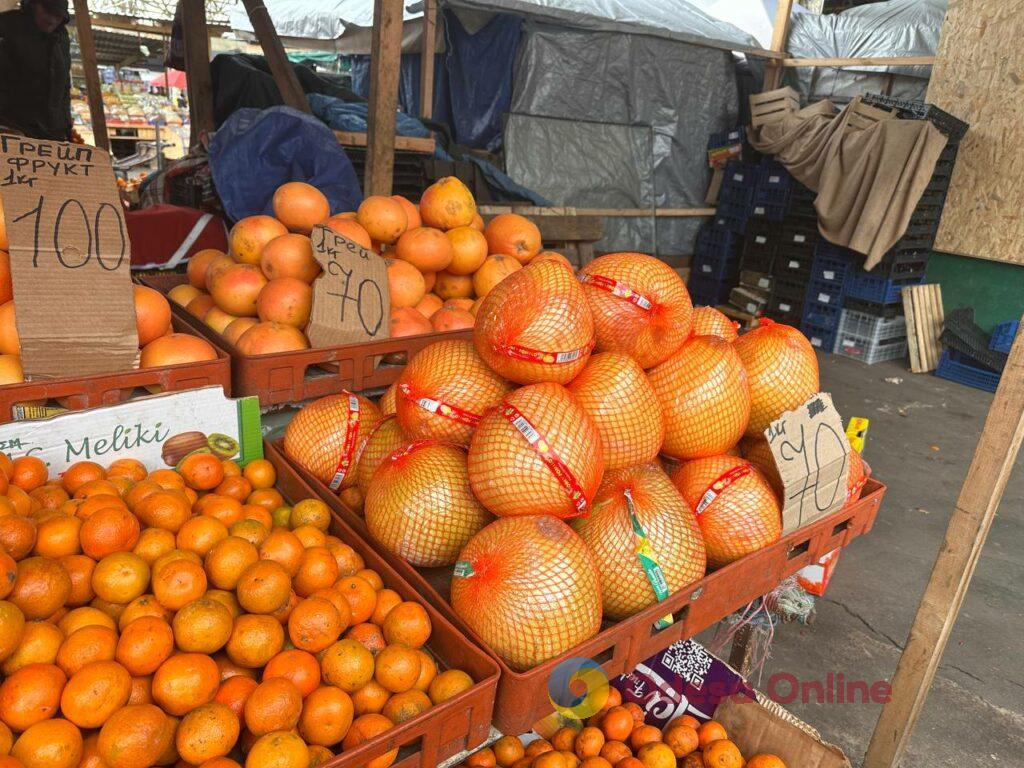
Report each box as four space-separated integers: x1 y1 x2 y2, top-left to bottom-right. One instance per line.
832 519 851 536
591 646 615 666
788 540 810 560
650 604 690 637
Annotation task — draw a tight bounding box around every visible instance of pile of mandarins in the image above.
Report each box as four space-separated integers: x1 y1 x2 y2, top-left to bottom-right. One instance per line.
455 693 787 768
167 176 555 354
0 452 473 768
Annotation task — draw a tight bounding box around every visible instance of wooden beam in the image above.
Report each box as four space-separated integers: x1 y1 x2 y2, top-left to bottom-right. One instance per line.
477 205 717 218
863 321 1024 768
181 0 215 147
365 0 404 196
419 0 437 120
763 0 795 91
71 0 109 151
781 56 936 68
239 0 310 113
334 131 435 153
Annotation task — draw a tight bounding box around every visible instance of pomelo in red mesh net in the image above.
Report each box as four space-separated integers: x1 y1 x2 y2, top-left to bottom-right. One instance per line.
670 454 781 569
847 447 867 502
283 392 382 491
734 319 819 437
355 415 407 494
578 252 693 369
473 260 595 384
574 464 706 620
378 382 398 416
691 306 739 342
451 515 602 670
395 339 513 447
468 383 604 518
738 435 783 500
647 336 750 460
567 352 664 470
365 440 492 567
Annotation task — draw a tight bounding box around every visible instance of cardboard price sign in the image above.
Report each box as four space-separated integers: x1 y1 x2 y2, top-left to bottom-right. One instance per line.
765 392 850 534
306 224 390 348
0 135 139 378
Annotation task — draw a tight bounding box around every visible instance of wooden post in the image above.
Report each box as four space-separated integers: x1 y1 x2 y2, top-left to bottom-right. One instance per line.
71 0 109 151
365 0 404 196
181 0 215 147
239 0 310 113
863 319 1024 768
419 0 437 120
763 0 794 91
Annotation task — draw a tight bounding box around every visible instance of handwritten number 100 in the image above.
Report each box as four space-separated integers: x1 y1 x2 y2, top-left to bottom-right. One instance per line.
13 195 126 270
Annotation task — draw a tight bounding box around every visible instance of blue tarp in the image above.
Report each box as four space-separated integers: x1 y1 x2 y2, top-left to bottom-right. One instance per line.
307 93 432 138
208 106 362 222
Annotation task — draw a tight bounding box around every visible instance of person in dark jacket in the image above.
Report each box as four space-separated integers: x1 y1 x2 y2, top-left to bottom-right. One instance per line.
0 0 73 141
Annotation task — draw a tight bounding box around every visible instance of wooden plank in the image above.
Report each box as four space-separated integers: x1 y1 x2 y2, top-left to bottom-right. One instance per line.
333 131 436 153
781 56 935 68
927 284 946 370
365 0 405 196
181 0 215 146
476 205 716 218
71 0 109 151
239 0 310 114
863 319 1024 768
903 287 923 373
419 0 437 120
927 2 1024 264
762 0 795 91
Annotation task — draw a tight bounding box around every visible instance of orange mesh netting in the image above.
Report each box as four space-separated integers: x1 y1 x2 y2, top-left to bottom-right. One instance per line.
355 416 408 494
567 352 664 470
364 440 493 567
451 515 602 670
670 455 781 569
847 446 867 502
578 252 693 369
739 435 783 500
467 383 604 518
734 319 819 437
474 260 595 384
574 464 706 621
691 306 739 342
378 382 397 416
648 336 750 460
396 339 513 447
283 393 382 491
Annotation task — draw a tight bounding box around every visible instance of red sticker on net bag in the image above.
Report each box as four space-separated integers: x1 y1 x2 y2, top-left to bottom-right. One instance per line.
328 393 362 491
398 381 482 426
695 463 753 517
578 273 654 310
493 340 593 366
502 403 589 515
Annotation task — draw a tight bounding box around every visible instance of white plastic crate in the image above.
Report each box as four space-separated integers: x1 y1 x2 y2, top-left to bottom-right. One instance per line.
833 309 908 364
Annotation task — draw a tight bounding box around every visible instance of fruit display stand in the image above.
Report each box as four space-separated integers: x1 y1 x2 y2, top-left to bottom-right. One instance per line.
0 315 231 424
140 273 472 406
269 439 886 735
265 443 501 767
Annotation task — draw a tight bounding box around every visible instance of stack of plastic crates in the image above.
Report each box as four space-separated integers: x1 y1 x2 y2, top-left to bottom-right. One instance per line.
935 351 1002 393
989 320 1019 354
833 309 908 364
713 161 759 234
689 223 743 307
749 161 793 222
801 243 856 352
767 185 818 325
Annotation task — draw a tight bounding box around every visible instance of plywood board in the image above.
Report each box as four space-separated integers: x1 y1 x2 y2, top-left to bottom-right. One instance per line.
927 2 1024 264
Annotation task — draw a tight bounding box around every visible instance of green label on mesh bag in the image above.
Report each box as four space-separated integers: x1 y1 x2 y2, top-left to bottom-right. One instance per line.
624 488 673 630
453 560 475 578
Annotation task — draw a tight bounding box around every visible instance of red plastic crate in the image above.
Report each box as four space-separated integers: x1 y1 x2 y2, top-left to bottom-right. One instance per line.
266 444 499 767
271 438 885 735
140 273 472 406
0 315 231 424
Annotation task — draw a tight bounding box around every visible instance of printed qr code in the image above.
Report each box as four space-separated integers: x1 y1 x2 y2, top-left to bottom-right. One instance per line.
660 640 713 688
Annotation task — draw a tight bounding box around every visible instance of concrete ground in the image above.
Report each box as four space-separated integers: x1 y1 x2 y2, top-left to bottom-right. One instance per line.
718 353 1024 766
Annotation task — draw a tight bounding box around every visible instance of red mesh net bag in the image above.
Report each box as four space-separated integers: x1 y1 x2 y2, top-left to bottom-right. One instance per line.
468 383 604 518
283 393 382 491
396 339 513 447
574 463 706 620
648 336 750 460
670 455 781 569
734 319 819 437
474 260 595 384
691 306 739 342
567 352 664 470
451 515 602 670
364 440 492 567
578 252 693 369
355 416 407 494
378 382 398 416
847 446 867 502
738 435 783 500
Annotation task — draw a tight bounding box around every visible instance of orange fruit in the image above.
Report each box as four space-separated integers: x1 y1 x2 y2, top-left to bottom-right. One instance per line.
175 701 240 765
412 649 437 692
132 527 176 564
242 459 276 490
214 475 252 502
116 616 174 676
205 536 260 590
351 680 390 715
74 479 121 500
179 453 225 491
244 677 302 736
177 515 229 557
236 560 291 614
60 659 132 728
262 649 320 698
601 707 634 742
96 703 173 768
381 688 432 724
371 588 402 626
152 557 207 610
291 525 326 549
696 721 728 749
664 724 699 757
195 494 245 527
172 598 234 654
346 623 386 655
117 595 170 630
630 725 662 752
91 552 149 604
445 226 488 275
57 605 115 636
152 652 220 716
293 547 339 596
79 507 140 560
247 487 285 512
427 669 473 705
342 713 397 768
214 674 258 717
382 600 431 648
374 644 421 693
60 462 106 495
299 685 353 746
9 457 47 493
387 258 427 309
0 663 66 731
745 755 787 768
0 515 35 559
244 730 309 768
9 556 71 619
10 718 82 768
325 540 364 577
287 597 344 653
0 600 24 665
4 487 32 517
1 621 62 675
32 514 81 559
320 638 374 693
637 742 677 768
702 740 743 768
493 735 525 767
226 614 284 669
187 248 226 290
335 576 377 624
230 519 269 547
471 254 521 298
55 625 117 676
391 196 422 229
133 285 172 347
0 550 15 600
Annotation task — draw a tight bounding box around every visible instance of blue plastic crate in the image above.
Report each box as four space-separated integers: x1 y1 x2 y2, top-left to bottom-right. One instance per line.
721 162 760 191
697 225 741 254
748 199 789 221
688 275 734 306
935 350 1001 393
693 251 741 281
801 321 839 353
846 272 924 305
712 205 748 234
718 185 755 207
802 299 842 330
989 320 1019 354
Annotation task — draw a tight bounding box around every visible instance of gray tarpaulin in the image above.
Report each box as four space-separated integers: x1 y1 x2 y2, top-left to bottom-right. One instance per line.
506 23 739 255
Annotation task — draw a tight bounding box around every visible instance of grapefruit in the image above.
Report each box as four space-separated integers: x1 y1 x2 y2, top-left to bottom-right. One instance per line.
323 216 373 250
256 278 312 328
390 307 432 339
133 285 172 347
228 216 288 265
567 352 663 470
445 227 488 275
648 336 750 460
574 464 706 620
472 255 521 298
235 322 309 355
738 435 782 499
474 260 594 385
260 234 321 283
419 177 476 231
691 306 739 342
365 441 492 567
451 515 602 670
272 182 330 234
394 227 453 273
431 307 474 332
210 263 267 317
186 249 225 290
140 334 218 368
357 196 407 244
467 383 603 518
579 252 693 369
387 259 426 309
484 213 542 264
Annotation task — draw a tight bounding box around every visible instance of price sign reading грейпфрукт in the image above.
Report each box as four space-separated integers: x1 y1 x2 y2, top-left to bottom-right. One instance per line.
766 392 850 534
0 134 139 378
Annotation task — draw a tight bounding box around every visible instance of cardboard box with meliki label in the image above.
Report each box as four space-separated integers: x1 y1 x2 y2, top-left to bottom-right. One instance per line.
0 387 262 475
